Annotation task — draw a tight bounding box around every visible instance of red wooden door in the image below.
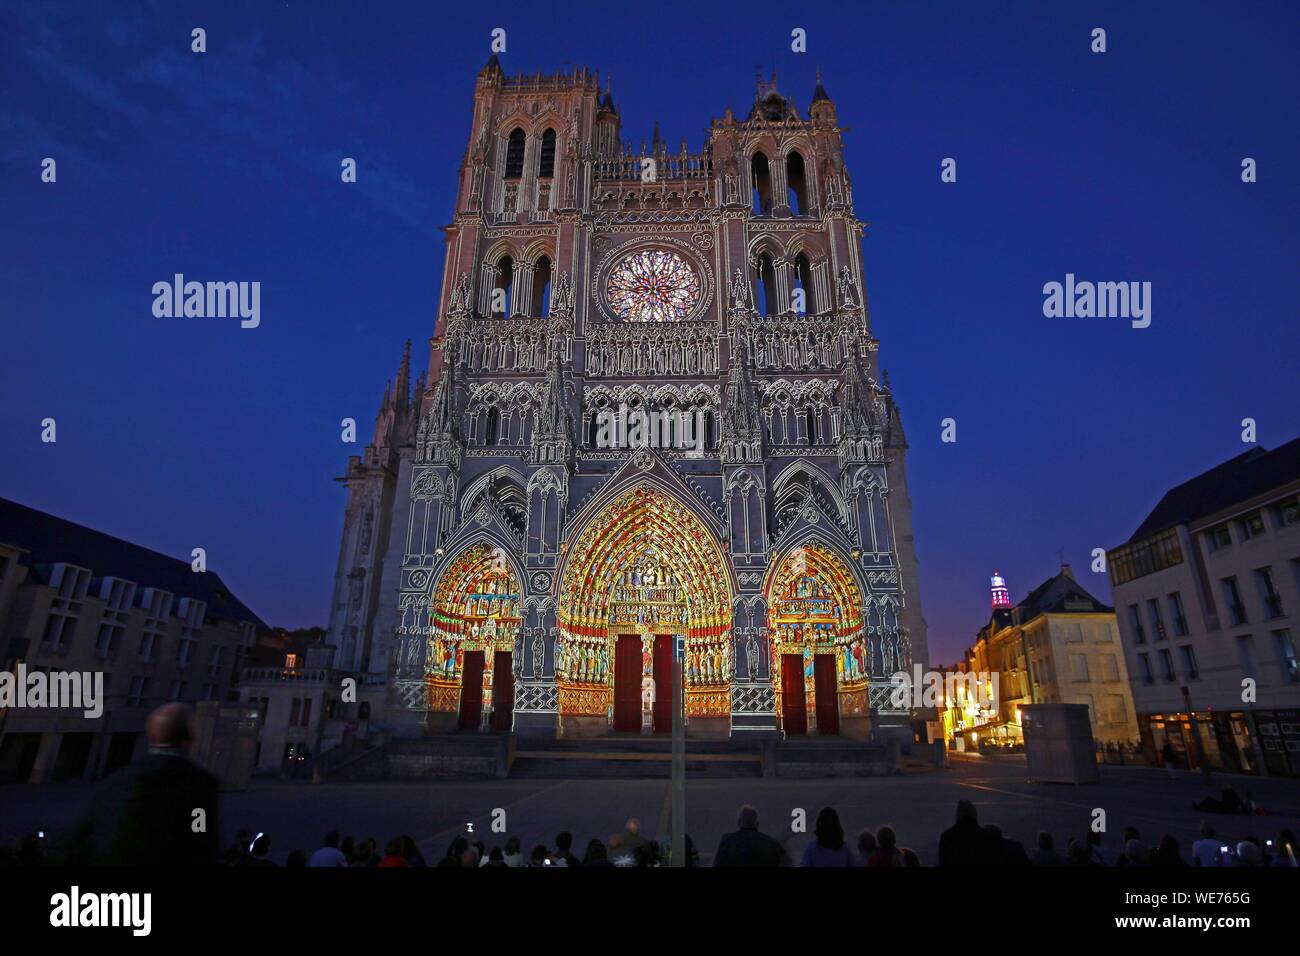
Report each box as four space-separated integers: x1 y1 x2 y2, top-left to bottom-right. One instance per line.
781 654 807 736
814 654 839 736
458 651 485 730
613 635 641 732
653 634 674 733
490 651 514 731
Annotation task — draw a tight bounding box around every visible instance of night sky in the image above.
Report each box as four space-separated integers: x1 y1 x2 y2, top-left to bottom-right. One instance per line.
2 1 1297 665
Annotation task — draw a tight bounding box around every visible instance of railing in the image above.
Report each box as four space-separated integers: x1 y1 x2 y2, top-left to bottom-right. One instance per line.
240 667 332 683
593 152 713 182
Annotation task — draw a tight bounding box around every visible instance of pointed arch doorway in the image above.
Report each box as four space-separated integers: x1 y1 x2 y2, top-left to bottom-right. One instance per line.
424 541 523 732
555 485 735 738
765 542 871 739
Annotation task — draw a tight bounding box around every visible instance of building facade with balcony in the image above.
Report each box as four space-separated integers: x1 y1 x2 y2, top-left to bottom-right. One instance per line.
1107 437 1300 776
0 497 266 783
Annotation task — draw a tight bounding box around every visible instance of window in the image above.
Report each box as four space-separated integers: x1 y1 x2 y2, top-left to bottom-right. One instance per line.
208 645 225 678
289 698 301 726
1108 528 1184 585
167 679 186 701
1167 592 1189 636
41 564 91 649
793 253 815 314
537 128 556 178
786 150 808 214
1273 630 1298 683
492 256 514 316
751 152 772 215
1128 604 1145 644
1159 649 1176 682
1222 577 1247 625
1254 566 1284 619
1105 694 1128 724
1278 496 1300 526
94 622 122 658
503 128 525 179
127 676 149 707
1137 652 1154 684
754 253 777 316
1146 599 1166 640
1069 653 1089 682
1239 512 1266 541
531 255 553 318
1235 635 1259 680
1206 524 1232 551
1100 653 1120 681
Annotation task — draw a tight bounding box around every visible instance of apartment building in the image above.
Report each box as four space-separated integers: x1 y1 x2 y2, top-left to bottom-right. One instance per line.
0 497 266 783
1107 437 1300 776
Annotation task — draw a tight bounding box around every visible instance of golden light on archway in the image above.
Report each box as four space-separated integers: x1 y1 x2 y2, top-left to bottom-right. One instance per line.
555 485 733 723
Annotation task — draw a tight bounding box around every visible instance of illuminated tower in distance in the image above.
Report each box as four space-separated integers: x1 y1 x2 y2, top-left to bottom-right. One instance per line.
990 572 1011 609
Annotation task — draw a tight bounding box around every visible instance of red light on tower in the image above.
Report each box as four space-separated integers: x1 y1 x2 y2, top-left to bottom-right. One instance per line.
990 572 1011 609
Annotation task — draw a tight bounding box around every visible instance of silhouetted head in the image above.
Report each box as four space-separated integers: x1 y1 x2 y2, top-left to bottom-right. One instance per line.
876 826 897 851
146 702 193 750
737 805 760 830
1038 832 1054 851
857 830 877 855
814 807 845 850
955 799 978 825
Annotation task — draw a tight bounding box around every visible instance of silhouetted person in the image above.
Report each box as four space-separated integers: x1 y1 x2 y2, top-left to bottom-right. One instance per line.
866 826 904 867
554 831 581 868
984 824 1030 867
309 831 347 867
714 805 786 867
402 835 427 867
801 807 853 867
64 703 220 866
438 835 467 868
238 833 277 867
939 800 995 867
1152 834 1186 867
377 838 409 867
1030 832 1065 866
622 817 648 853
582 839 613 868
503 836 523 867
856 830 878 867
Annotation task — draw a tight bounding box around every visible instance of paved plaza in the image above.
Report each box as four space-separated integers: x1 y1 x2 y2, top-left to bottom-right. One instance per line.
4 755 1298 865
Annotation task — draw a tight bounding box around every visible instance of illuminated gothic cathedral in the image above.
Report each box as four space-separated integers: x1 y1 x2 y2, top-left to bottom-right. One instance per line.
326 58 930 743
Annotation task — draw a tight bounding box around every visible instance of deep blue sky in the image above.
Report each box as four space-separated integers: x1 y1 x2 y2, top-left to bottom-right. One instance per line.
2 1 1297 664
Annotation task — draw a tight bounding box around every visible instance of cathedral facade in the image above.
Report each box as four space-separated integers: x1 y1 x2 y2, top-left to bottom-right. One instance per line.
325 59 930 744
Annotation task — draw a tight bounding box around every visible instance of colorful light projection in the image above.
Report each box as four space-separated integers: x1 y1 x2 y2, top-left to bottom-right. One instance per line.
765 543 868 730
605 249 701 322
425 542 521 713
556 485 733 720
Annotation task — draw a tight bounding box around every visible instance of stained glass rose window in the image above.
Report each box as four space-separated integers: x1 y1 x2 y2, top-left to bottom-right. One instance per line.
606 249 701 322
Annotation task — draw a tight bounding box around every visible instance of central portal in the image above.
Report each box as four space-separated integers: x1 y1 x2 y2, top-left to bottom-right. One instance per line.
554 485 735 738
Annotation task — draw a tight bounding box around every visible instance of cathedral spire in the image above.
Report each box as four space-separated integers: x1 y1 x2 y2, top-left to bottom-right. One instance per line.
530 341 573 465
720 334 762 464
395 339 411 404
